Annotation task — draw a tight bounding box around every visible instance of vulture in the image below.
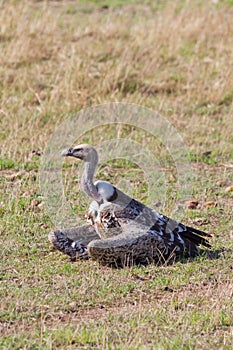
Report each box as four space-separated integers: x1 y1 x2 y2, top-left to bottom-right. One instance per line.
49 144 212 267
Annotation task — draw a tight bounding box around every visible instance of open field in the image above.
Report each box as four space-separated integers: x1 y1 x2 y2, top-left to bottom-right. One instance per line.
0 0 233 349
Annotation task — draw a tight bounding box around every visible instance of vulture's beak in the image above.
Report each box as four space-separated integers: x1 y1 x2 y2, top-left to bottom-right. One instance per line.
61 148 73 157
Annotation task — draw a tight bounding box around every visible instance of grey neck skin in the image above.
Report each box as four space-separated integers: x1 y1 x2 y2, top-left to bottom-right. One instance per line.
80 151 102 203
80 147 138 207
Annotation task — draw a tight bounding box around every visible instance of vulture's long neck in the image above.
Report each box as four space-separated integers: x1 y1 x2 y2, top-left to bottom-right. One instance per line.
81 151 102 203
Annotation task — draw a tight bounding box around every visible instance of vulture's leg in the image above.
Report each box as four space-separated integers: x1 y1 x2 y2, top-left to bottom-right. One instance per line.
48 224 99 260
87 224 155 267
87 228 157 267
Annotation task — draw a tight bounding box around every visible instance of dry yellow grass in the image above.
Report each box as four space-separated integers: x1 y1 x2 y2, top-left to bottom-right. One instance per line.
0 0 233 159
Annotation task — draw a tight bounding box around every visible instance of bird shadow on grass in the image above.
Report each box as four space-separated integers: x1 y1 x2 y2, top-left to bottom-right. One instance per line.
161 247 232 267
200 247 232 261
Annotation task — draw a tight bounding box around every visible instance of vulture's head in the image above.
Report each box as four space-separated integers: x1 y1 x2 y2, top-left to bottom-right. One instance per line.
62 144 98 163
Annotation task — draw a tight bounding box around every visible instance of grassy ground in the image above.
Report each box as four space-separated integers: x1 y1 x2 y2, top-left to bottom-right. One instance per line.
0 0 233 349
